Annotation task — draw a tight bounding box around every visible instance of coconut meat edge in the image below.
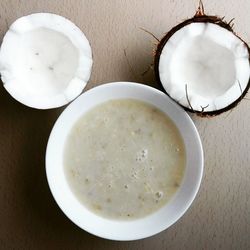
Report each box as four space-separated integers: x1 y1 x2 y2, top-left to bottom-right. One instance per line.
0 13 92 109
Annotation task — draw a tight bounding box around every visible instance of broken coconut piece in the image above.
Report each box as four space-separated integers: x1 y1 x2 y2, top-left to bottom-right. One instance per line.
155 5 250 116
0 13 92 109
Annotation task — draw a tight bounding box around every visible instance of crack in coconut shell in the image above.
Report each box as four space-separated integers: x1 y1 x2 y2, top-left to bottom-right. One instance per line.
154 7 250 117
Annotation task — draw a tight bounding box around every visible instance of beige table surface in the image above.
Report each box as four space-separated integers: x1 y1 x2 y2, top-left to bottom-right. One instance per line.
0 0 249 249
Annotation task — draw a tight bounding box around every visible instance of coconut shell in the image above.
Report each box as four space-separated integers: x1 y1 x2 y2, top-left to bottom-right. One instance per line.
154 14 250 117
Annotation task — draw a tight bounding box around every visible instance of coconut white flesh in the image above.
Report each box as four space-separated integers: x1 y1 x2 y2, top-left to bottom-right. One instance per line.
0 13 92 109
159 22 250 112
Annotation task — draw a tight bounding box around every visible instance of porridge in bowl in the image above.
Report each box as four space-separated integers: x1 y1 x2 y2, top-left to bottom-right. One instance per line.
64 99 186 220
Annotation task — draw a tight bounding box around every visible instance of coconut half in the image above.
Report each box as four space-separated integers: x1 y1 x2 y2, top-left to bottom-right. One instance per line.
0 13 92 109
155 7 250 115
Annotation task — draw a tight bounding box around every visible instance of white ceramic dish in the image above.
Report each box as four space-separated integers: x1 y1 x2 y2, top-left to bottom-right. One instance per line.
46 82 203 241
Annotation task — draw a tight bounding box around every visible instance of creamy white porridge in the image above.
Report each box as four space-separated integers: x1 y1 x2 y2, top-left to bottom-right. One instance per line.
64 99 186 220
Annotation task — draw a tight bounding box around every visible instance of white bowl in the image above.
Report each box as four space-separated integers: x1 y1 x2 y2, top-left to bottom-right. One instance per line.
46 82 203 241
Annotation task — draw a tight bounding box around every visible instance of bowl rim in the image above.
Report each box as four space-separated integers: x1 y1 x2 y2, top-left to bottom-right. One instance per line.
46 81 203 241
